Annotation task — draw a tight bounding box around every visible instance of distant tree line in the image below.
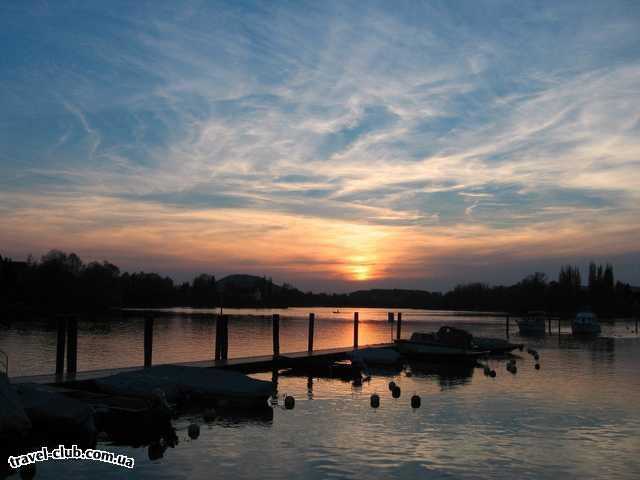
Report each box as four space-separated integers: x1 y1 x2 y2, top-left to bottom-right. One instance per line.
1 250 638 317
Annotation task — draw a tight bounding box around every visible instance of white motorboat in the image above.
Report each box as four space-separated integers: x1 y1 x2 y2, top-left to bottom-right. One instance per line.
517 311 547 336
395 327 488 360
572 311 601 335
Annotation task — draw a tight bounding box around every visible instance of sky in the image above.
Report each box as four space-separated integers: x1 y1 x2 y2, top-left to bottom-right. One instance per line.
1 0 639 292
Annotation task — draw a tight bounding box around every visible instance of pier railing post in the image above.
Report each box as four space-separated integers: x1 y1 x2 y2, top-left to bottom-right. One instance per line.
221 314 229 360
144 315 154 368
66 315 78 375
273 313 280 357
353 312 359 350
55 315 67 377
396 312 402 340
308 313 315 353
506 315 510 338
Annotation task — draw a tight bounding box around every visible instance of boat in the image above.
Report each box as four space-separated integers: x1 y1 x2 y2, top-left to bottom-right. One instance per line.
395 327 488 360
473 337 524 354
516 311 547 336
572 311 601 336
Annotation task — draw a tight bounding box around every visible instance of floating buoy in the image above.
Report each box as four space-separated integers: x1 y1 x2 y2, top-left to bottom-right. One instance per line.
284 395 295 410
203 408 216 422
411 395 421 408
188 423 200 439
489 370 496 378
392 386 401 398
370 393 380 408
388 381 396 391
148 441 165 461
510 366 517 374
535 363 540 370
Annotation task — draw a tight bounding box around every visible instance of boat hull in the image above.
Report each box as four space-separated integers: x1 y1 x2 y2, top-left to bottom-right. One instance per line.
516 319 546 336
571 323 601 335
395 340 487 360
473 337 524 354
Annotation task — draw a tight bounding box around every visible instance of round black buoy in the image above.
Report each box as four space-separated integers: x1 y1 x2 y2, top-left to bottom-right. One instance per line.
535 363 540 370
284 395 295 410
188 423 200 439
388 381 396 391
411 395 421 408
392 386 401 398
370 393 380 408
510 366 517 374
489 370 496 378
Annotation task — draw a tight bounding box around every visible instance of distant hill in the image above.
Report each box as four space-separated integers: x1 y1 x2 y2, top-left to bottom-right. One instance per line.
217 274 283 292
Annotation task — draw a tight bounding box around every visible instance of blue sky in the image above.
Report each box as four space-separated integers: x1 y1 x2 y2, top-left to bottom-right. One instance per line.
1 1 639 291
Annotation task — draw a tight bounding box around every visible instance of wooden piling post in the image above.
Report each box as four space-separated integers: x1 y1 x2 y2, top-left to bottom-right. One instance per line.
272 313 280 357
505 315 510 338
144 315 154 368
221 314 229 360
396 312 402 340
66 315 78 375
388 312 394 323
215 314 222 361
353 312 359 350
55 316 67 376
307 313 315 353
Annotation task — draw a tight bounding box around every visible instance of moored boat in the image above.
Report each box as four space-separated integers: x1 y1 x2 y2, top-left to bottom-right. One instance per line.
572 311 601 336
395 327 488 360
517 311 547 336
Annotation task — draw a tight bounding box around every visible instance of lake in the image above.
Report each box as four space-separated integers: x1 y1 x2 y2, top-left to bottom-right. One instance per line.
1 308 639 479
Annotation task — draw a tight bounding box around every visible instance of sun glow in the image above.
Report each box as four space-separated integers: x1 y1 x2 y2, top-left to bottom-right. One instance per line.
350 264 372 281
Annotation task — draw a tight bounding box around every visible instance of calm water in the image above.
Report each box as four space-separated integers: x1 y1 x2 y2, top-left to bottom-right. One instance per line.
2 308 640 479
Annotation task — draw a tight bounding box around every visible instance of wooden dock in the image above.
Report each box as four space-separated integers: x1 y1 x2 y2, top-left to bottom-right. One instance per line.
10 310 402 387
10 343 395 386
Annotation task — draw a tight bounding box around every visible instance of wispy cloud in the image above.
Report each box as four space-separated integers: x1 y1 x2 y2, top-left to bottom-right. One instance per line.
1 0 639 289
